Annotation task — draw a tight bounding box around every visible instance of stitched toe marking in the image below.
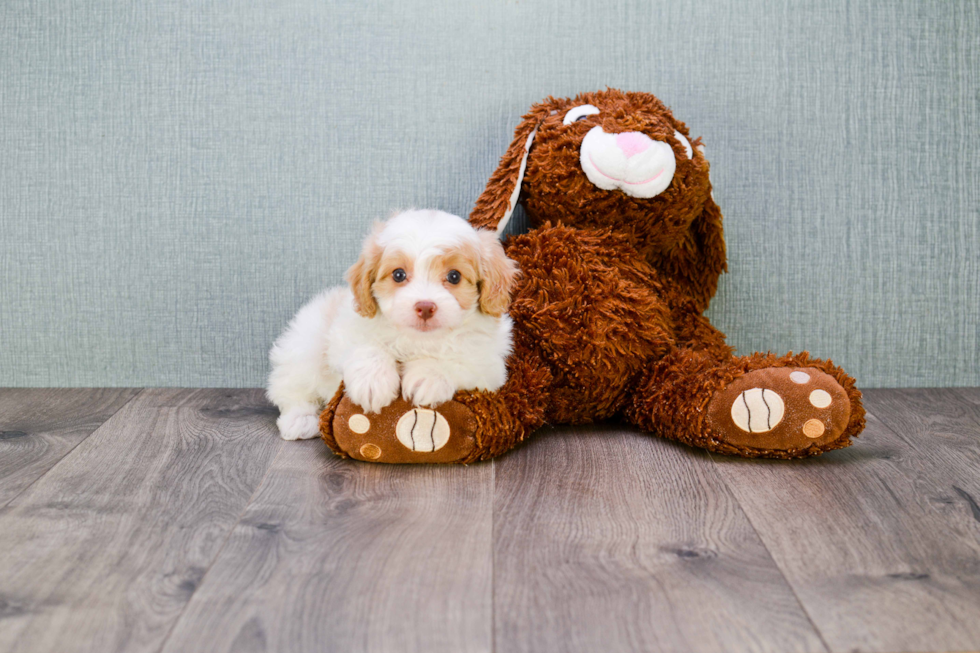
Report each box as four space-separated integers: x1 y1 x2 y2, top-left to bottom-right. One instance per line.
730 388 785 433
396 409 451 452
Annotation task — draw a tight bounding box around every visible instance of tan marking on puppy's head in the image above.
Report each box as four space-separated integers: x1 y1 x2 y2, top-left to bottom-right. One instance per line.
371 249 415 307
345 222 385 318
429 245 480 312
476 230 520 317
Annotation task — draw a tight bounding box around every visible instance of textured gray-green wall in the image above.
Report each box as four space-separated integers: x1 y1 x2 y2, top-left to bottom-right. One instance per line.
1 0 977 388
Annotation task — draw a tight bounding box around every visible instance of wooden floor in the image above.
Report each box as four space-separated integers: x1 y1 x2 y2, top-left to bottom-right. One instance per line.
1 389 979 653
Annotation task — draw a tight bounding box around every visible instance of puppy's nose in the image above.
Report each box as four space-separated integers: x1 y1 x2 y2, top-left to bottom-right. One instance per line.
414 301 437 320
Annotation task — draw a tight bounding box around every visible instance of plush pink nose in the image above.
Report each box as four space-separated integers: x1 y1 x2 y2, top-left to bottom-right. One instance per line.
616 132 651 158
414 301 437 320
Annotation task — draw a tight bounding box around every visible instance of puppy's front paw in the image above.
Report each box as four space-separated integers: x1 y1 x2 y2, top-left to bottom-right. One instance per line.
401 368 456 408
345 360 400 414
277 407 322 441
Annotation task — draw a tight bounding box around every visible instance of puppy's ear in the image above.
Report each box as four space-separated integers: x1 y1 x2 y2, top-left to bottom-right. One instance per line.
345 223 384 318
470 98 564 234
476 230 520 317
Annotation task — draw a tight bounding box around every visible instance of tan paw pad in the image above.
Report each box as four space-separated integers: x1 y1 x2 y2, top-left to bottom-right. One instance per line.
803 419 826 438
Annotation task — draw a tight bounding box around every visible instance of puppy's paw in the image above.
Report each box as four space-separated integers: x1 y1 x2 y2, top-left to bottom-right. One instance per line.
345 360 401 414
401 368 456 408
277 407 322 441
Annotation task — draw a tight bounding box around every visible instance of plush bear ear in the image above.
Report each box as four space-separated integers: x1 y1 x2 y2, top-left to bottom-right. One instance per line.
648 189 727 311
685 190 728 310
470 98 564 234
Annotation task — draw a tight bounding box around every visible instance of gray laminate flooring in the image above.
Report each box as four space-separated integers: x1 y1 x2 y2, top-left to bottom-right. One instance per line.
1 387 978 653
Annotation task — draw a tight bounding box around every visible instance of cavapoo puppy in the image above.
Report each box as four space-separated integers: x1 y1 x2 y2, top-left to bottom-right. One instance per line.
267 209 519 440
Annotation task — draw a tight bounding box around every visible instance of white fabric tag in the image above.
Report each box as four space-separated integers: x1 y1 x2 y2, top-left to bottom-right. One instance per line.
497 125 539 235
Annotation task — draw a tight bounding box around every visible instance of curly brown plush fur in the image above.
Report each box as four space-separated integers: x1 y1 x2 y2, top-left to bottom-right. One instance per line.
321 89 865 462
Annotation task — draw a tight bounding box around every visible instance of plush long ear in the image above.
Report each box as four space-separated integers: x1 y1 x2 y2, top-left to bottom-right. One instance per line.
651 191 727 311
476 230 520 317
470 100 562 234
345 223 385 318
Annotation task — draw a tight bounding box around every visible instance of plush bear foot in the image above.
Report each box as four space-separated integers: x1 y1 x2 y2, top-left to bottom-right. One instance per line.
322 395 481 463
705 367 852 455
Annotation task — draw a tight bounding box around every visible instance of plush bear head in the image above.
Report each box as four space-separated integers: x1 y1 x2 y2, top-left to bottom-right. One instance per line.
471 89 727 308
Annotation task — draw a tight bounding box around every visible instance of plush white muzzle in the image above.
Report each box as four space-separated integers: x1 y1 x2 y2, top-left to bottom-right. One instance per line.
579 126 677 199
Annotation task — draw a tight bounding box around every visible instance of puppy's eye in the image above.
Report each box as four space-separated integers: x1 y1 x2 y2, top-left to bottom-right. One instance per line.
563 104 600 125
392 268 407 283
446 270 462 285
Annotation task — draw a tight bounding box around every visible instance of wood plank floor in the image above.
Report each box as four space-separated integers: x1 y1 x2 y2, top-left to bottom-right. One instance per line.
0 388 978 653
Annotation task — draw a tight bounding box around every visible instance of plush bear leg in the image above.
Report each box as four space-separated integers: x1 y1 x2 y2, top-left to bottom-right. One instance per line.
320 356 551 463
625 348 866 458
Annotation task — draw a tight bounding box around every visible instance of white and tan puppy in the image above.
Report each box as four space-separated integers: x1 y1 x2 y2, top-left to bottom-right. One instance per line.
267 209 519 440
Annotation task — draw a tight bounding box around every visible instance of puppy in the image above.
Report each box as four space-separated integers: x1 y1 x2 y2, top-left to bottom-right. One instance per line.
267 209 519 440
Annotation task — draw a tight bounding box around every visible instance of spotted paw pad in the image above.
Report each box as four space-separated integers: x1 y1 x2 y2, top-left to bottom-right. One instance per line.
328 395 479 463
706 367 851 451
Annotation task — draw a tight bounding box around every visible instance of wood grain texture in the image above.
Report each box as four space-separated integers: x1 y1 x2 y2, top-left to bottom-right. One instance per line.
3 388 979 653
493 425 826 653
0 388 282 653
160 441 493 653
0 388 140 507
712 389 980 653
951 386 980 420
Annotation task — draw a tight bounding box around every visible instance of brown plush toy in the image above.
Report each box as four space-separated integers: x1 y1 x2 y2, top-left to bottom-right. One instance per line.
320 89 865 463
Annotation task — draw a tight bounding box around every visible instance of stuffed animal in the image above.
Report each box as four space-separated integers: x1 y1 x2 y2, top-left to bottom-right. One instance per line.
320 89 865 463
